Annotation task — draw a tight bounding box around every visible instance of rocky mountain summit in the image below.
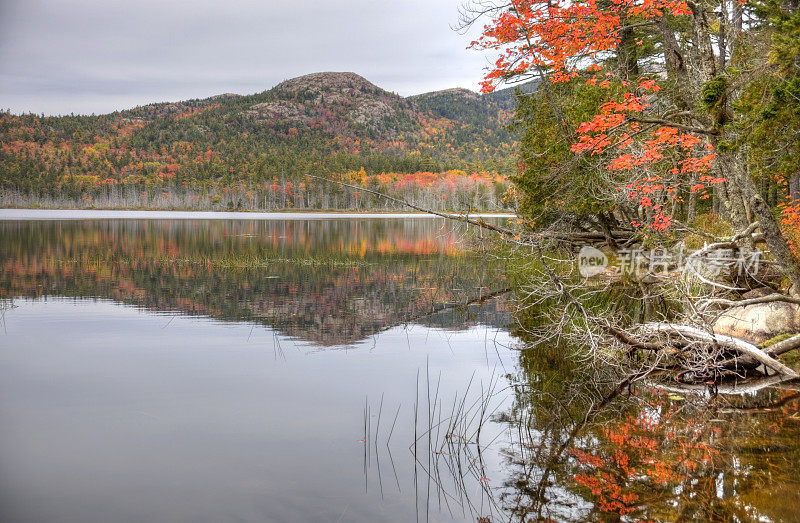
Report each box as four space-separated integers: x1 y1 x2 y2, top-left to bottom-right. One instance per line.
243 72 418 137
114 71 532 145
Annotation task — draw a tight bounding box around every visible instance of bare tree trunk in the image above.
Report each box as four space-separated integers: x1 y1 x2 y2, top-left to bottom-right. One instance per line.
718 1 728 72
616 11 640 82
715 154 755 248
751 191 800 289
689 1 718 82
687 174 698 223
732 0 743 56
789 172 800 202
771 181 779 207
659 17 692 109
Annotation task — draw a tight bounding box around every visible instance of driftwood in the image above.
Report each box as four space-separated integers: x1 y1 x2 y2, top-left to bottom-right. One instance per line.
697 293 800 310
714 332 800 370
765 332 800 358
642 322 799 378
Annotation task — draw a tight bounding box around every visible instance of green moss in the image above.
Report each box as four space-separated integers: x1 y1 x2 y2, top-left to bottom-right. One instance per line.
759 332 796 348
701 76 728 112
717 139 733 152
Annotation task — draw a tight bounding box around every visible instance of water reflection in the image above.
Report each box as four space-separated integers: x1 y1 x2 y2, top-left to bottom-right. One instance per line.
1 217 799 522
0 217 517 522
0 218 510 346
0 298 516 523
493 341 800 521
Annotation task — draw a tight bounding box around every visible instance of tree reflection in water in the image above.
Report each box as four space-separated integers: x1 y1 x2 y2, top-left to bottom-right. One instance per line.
0 218 511 346
493 339 800 521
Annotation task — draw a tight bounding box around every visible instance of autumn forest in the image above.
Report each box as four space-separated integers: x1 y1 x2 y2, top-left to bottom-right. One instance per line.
0 72 526 211
3 0 800 520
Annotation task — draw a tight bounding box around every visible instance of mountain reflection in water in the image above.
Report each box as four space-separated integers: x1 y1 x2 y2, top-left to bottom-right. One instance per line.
0 217 510 346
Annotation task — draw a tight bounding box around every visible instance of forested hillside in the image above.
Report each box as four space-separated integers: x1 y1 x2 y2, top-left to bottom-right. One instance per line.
0 72 529 211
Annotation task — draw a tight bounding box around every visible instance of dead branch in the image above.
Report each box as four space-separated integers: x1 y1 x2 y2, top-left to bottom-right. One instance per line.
698 293 800 310
310 175 637 247
641 322 798 378
689 222 760 257
308 174 521 238
765 333 800 358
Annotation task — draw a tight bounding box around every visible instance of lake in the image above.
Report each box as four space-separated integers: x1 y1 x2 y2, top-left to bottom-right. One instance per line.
0 212 517 523
1 211 799 522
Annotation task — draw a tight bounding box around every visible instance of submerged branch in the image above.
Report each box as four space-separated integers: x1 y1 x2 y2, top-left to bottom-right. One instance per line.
650 374 799 395
404 287 512 325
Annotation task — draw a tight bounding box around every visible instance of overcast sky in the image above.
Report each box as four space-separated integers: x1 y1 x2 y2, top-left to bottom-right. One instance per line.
0 0 493 116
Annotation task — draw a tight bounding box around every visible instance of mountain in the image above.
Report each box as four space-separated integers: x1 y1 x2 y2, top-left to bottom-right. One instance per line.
114 72 516 157
0 72 537 210
410 87 509 129
243 72 418 138
408 80 539 120
484 80 541 110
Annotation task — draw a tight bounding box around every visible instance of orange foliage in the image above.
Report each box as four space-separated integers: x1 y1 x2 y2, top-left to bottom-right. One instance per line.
570 391 719 517
473 0 720 231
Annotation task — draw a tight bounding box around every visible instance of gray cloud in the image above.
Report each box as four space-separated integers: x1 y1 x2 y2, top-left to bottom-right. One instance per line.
0 0 492 115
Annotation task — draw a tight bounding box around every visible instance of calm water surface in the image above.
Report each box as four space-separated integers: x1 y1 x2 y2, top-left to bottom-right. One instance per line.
1 213 800 522
1 215 515 523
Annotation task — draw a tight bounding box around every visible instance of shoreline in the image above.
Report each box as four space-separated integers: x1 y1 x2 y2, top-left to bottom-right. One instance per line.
0 208 517 221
